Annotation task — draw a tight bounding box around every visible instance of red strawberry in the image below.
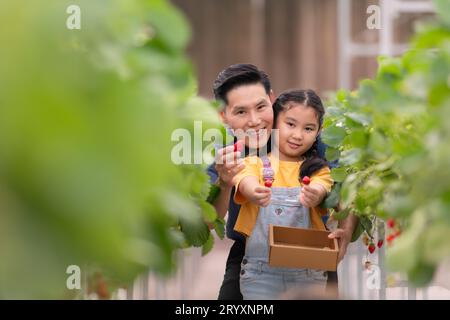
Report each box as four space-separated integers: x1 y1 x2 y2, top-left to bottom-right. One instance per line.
386 234 395 244
302 176 311 185
264 179 272 188
387 218 395 229
377 240 384 248
234 140 244 152
368 243 376 254
95 273 110 299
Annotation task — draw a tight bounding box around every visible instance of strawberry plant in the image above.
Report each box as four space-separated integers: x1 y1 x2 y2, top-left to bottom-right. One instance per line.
0 0 222 298
322 0 450 286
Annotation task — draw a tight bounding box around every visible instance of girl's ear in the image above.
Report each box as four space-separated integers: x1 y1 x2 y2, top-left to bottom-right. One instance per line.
269 90 276 104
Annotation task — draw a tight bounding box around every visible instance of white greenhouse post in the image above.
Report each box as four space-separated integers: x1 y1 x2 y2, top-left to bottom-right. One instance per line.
338 0 352 90
380 0 394 56
378 223 387 300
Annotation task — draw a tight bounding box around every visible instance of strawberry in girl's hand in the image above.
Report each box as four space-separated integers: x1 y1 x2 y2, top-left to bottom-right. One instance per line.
368 243 376 254
387 218 395 229
234 140 244 152
302 176 311 185
264 179 273 188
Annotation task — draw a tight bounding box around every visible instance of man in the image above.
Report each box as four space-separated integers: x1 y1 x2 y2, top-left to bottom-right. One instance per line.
207 64 357 300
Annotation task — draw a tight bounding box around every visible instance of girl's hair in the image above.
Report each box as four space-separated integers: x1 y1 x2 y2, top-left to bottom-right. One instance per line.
272 89 329 179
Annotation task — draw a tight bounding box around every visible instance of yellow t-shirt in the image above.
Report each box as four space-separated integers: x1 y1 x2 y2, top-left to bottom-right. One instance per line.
234 154 333 237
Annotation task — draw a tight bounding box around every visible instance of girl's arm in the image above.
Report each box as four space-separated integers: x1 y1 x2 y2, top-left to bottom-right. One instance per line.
238 176 272 207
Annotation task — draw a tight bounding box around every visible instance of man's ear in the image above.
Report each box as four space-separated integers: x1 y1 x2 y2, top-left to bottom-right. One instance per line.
269 90 276 104
219 109 227 124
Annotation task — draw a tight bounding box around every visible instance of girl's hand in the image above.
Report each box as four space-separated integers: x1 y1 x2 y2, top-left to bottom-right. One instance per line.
299 183 327 208
249 186 272 207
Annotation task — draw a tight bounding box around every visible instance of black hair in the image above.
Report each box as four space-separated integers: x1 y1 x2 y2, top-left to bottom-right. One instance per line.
272 89 329 179
213 64 271 105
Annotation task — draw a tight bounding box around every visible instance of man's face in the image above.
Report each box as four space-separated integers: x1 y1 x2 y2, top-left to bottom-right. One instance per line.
220 83 274 149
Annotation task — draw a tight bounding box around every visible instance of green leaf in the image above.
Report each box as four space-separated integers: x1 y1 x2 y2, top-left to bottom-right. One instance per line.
359 216 373 235
339 148 362 166
199 200 218 223
340 173 358 208
326 106 344 117
179 218 210 247
332 208 350 221
148 0 191 52
201 232 214 256
213 217 225 240
351 220 365 242
321 126 347 148
434 0 450 27
331 168 347 183
325 146 340 162
321 183 341 209
345 130 369 148
407 262 436 288
206 184 221 204
345 112 371 126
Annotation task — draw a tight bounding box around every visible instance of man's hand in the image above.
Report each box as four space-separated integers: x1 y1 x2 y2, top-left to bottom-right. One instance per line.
299 183 327 208
248 186 271 207
214 144 245 188
328 228 352 263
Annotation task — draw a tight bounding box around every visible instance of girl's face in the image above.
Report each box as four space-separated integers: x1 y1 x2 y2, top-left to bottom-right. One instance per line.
275 103 320 161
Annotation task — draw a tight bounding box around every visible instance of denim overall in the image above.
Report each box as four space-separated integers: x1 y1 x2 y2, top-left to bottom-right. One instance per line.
240 157 328 300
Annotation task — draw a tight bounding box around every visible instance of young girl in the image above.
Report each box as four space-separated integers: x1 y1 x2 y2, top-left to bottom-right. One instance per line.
233 89 333 300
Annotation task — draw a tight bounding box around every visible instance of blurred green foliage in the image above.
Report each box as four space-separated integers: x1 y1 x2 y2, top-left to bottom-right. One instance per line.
322 0 450 286
0 0 222 298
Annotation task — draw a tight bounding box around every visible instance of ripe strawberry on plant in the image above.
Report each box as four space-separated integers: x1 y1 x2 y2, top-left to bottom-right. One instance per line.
93 272 110 300
386 234 395 245
387 218 395 229
377 240 384 248
368 243 376 254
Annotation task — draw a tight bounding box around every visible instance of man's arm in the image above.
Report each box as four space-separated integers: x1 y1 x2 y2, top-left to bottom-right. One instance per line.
207 145 245 227
211 179 233 220
328 212 359 263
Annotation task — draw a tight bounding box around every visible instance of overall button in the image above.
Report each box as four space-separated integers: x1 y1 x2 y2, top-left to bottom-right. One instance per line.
242 258 248 265
240 270 245 275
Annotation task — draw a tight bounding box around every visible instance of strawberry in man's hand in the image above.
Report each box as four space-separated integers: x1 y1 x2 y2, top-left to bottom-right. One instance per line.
234 140 244 152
